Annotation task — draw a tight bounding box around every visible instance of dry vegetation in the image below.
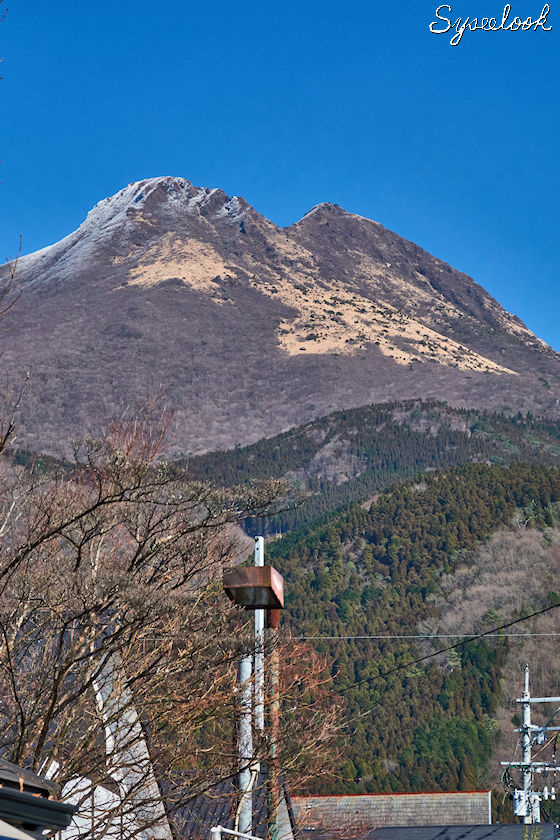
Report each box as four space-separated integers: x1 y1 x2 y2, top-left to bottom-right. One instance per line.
431 527 559 639
425 523 560 791
123 225 516 371
0 399 340 836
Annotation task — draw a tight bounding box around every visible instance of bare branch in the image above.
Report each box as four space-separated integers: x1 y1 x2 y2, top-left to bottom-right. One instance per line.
0 417 340 837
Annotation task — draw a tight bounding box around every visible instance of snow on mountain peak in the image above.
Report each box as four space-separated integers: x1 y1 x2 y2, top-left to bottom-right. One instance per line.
214 195 247 221
18 177 254 278
84 177 195 228
84 177 248 228
301 202 332 219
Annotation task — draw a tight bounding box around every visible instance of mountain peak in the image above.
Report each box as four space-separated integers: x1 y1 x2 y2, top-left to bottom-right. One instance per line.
84 176 232 229
81 176 259 231
292 202 384 231
18 177 257 275
298 202 347 221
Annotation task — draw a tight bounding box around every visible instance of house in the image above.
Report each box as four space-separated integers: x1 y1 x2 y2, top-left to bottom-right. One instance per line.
290 792 556 840
0 758 75 840
292 792 493 830
298 826 556 840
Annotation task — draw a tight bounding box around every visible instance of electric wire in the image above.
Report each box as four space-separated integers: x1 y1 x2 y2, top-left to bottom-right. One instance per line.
534 706 560 745
298 633 560 640
337 600 560 730
335 600 560 696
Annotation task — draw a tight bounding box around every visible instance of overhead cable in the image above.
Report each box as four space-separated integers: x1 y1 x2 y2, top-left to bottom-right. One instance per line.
336 600 560 696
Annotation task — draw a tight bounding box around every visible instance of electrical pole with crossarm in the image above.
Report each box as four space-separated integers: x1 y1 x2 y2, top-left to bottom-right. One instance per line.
501 665 560 824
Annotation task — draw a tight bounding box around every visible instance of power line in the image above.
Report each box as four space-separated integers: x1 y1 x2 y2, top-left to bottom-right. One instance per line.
339 601 560 730
298 633 560 640
336 600 560 696
140 622 560 645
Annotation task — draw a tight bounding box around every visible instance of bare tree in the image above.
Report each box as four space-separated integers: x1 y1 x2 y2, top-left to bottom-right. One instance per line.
0 414 339 839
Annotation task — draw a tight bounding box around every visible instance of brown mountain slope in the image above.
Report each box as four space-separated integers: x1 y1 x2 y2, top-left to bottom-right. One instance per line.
2 176 559 457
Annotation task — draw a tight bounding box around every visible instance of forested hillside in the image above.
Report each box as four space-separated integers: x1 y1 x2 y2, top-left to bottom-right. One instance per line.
187 400 560 531
264 463 560 804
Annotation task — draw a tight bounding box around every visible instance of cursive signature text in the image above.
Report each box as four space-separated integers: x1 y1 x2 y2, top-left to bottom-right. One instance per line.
430 3 552 44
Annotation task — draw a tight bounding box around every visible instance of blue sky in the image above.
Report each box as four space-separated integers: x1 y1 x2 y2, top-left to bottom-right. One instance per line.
1 0 559 347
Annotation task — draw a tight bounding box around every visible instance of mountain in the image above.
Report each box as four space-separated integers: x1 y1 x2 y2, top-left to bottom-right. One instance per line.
2 176 559 456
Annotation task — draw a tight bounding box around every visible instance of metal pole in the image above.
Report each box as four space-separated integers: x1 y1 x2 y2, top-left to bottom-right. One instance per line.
522 664 532 824
266 608 281 840
211 828 264 840
254 537 265 734
238 654 253 836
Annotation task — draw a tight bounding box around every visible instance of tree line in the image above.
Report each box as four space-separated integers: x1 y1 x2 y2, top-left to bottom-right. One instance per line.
186 400 560 533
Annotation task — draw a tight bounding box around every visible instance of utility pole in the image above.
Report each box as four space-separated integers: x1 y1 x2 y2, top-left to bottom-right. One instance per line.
521 665 534 825
501 665 560 824
254 536 280 840
223 540 285 840
237 652 253 836
254 537 265 735
266 606 281 840
235 537 265 837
